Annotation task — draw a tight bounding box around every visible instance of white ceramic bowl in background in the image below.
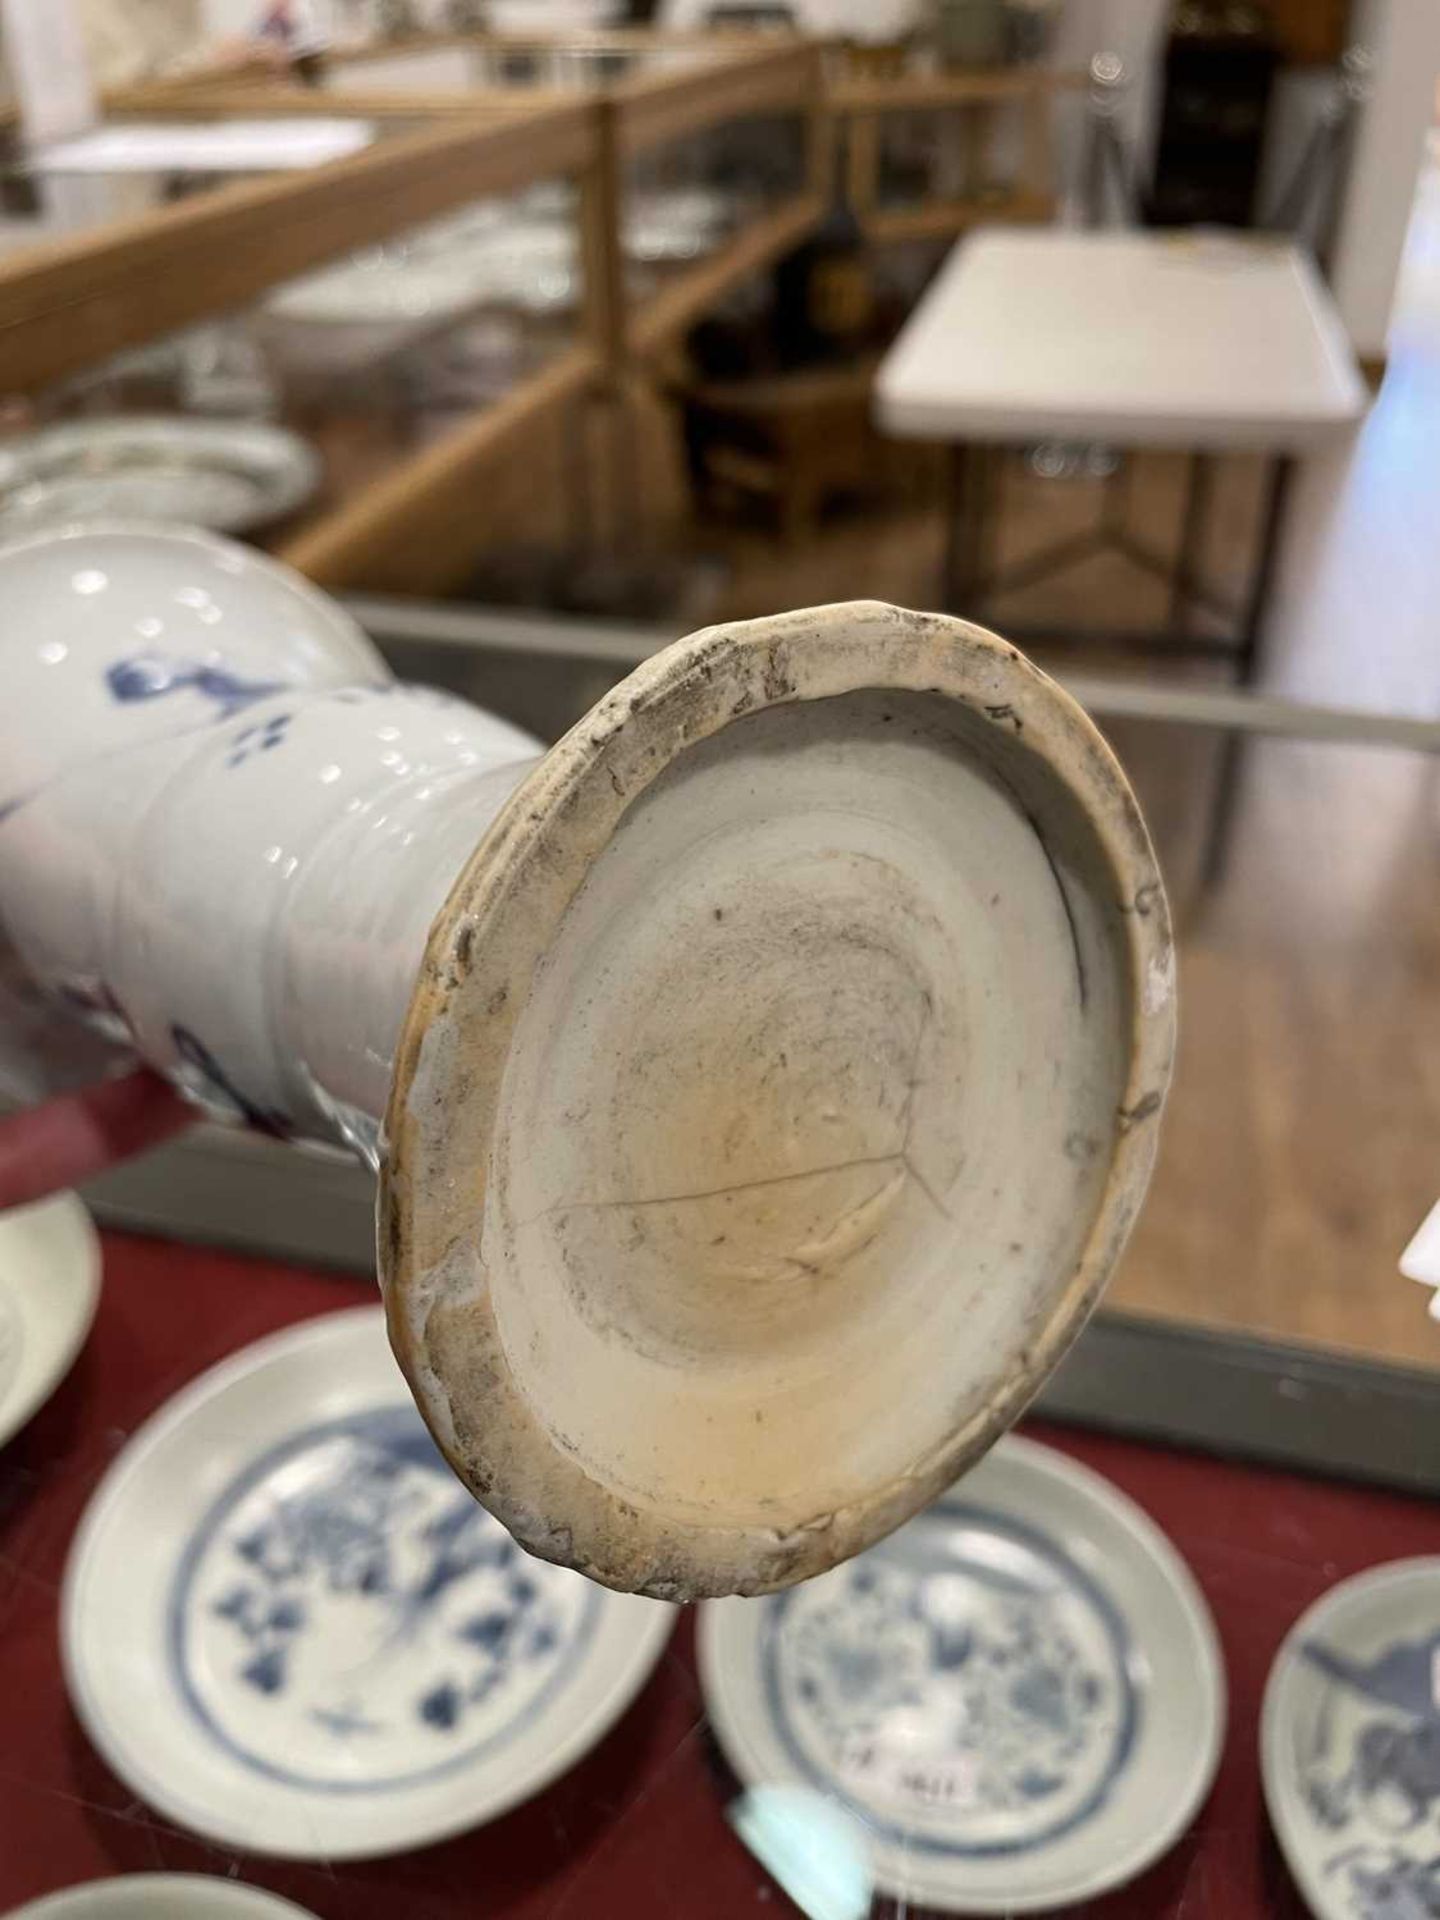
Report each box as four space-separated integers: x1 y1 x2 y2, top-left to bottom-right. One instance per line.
0 1194 100 1447
4 1876 319 1919
700 1436 1225 1914
0 418 321 539
264 249 499 327
1262 1558 1440 1919
62 1307 675 1860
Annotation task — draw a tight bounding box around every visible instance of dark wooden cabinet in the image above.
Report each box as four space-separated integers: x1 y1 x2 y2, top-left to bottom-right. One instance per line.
1149 4 1280 229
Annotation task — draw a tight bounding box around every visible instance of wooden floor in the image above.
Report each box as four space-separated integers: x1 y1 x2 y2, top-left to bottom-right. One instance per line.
664 163 1440 1373
1111 734 1440 1368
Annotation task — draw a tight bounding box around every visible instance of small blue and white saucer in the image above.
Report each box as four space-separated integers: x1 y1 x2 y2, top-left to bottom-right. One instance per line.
1262 1558 1440 1920
6 1875 319 1918
699 1435 1225 1914
62 1307 675 1860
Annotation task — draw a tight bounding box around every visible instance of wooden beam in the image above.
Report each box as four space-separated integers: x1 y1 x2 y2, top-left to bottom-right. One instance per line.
627 193 821 357
831 67 1086 113
0 104 595 395
158 37 820 154
577 99 624 378
615 41 820 158
331 23 795 64
847 109 879 212
1019 85 1052 201
102 57 283 115
862 188 1052 246
104 81 550 120
278 343 599 593
805 63 835 202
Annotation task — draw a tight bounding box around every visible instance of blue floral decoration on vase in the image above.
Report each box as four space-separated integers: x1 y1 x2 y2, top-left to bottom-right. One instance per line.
107 654 285 717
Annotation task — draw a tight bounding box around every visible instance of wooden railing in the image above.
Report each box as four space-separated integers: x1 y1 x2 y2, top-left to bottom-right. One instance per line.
2 32 1078 592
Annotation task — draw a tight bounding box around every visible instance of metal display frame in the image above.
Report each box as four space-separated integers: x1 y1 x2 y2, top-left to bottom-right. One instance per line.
80 1122 1440 1498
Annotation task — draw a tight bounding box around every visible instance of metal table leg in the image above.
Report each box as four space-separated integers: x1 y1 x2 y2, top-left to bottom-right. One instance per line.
1169 451 1216 634
565 392 595 558
943 442 1004 616
974 442 1003 603
1237 455 1296 684
942 443 968 611
1201 455 1296 889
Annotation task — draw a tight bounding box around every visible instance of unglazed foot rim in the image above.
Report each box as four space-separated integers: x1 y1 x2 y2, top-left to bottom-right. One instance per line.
380 602 1175 1601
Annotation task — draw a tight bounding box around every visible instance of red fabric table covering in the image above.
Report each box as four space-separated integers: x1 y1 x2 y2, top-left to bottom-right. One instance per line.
0 1230 1436 1918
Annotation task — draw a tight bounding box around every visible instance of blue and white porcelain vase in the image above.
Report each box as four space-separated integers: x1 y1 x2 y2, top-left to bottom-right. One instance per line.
0 522 540 1155
0 521 1175 1601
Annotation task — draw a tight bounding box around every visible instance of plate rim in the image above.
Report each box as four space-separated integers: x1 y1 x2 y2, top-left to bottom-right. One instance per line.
0 1192 100 1448
1259 1554 1440 1920
698 1433 1227 1915
5 1873 322 1918
61 1304 675 1860
0 415 321 536
263 256 505 327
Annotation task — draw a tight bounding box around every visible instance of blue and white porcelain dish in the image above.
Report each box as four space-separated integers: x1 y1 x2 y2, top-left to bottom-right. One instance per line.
699 1435 1225 1914
1262 1558 1440 1920
0 1194 99 1449
61 1307 675 1860
5 1875 320 1919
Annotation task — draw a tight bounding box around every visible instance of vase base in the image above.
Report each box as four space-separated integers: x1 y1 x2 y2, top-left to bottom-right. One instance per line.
382 602 1174 1599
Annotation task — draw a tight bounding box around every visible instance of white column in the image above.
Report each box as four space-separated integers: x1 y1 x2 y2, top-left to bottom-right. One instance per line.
1329 0 1440 359
0 0 96 143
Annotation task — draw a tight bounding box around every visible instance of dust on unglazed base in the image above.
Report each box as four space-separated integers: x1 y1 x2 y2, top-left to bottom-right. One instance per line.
381 602 1175 1600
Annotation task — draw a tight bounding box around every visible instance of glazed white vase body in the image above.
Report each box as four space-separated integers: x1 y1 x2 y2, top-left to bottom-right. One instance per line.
0 523 539 1159
0 525 1176 1602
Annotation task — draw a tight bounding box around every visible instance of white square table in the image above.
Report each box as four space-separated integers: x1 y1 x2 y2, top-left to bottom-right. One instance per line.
875 228 1367 676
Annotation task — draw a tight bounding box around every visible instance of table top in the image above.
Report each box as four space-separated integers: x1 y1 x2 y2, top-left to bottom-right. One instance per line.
29 121 376 177
2 1227 1437 1918
875 229 1368 451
